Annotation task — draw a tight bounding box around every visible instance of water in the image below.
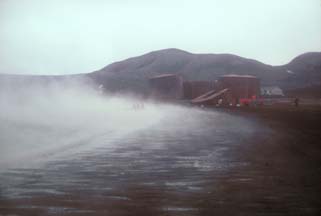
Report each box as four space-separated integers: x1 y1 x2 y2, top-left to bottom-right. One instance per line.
0 93 263 215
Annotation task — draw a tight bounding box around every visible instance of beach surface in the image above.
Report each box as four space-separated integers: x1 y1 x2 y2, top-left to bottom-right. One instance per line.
0 105 320 216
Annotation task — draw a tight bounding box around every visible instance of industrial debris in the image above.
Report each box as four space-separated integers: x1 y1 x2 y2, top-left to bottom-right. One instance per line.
149 73 263 107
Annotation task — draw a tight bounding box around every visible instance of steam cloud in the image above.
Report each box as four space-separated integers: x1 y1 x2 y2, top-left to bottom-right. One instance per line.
0 76 259 172
0 77 164 169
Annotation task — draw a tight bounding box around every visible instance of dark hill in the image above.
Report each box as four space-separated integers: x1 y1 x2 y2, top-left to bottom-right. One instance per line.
88 49 321 95
279 52 321 89
1 49 321 97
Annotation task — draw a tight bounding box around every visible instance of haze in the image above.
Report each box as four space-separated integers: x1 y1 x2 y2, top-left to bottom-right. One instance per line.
0 0 320 75
0 77 167 169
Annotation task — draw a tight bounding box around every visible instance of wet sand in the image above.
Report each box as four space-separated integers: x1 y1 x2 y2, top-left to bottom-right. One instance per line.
0 107 320 216
211 107 321 215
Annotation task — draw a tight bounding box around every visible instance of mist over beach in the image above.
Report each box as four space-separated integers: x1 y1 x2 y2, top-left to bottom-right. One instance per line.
0 0 321 215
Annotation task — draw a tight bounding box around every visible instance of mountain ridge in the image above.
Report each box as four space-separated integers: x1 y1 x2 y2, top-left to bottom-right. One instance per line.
87 49 321 95
1 48 321 97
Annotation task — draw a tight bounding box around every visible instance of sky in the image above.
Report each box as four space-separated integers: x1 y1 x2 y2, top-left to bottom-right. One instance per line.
0 0 320 75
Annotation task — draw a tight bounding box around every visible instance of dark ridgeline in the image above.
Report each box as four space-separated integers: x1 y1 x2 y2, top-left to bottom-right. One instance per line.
87 49 321 97
0 49 320 97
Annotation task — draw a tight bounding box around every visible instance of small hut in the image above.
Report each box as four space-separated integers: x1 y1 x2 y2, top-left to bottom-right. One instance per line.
261 86 284 98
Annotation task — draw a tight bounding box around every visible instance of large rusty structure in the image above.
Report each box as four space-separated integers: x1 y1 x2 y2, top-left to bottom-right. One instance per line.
183 81 215 99
149 73 260 106
191 75 260 106
149 74 183 99
218 75 260 101
191 88 233 105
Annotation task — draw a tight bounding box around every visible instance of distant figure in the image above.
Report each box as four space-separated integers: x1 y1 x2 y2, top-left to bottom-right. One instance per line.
132 102 145 110
294 98 299 107
217 98 223 106
139 102 145 109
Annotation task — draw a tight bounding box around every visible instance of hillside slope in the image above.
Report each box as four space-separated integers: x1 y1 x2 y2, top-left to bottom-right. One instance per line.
88 49 321 94
1 49 320 96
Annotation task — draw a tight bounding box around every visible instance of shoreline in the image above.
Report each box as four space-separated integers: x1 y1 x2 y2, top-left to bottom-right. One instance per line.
204 106 321 215
1 104 320 215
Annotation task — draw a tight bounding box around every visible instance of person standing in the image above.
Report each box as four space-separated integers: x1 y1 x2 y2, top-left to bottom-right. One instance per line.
294 98 299 107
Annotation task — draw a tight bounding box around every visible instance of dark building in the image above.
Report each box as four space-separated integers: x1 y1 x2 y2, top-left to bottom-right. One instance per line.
149 74 183 99
149 73 260 105
183 81 216 99
218 75 260 103
191 88 233 106
191 75 260 106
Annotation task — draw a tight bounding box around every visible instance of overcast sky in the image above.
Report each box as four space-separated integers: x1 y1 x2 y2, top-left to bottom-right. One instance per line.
0 0 320 75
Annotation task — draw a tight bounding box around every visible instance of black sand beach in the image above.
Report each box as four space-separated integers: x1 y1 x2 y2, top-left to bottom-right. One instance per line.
0 106 320 216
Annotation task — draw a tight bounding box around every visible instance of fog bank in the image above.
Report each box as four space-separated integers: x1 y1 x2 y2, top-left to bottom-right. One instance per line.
0 78 164 169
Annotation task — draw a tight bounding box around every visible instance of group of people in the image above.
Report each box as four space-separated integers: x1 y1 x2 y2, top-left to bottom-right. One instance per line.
132 102 145 110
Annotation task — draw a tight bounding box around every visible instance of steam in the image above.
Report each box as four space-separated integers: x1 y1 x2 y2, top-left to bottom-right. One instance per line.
0 76 261 172
0 78 164 169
